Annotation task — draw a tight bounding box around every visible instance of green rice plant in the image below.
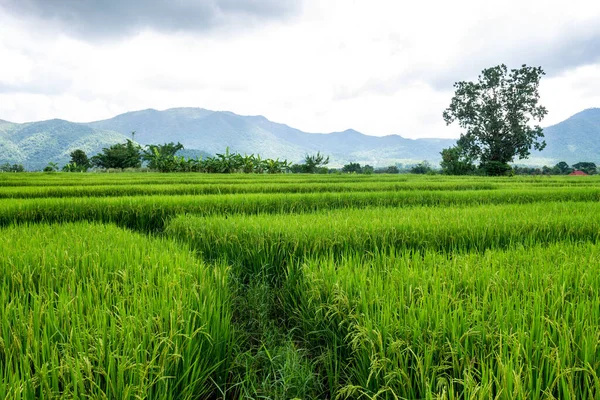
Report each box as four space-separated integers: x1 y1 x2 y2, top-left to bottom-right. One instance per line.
164 199 600 398
3 188 600 232
0 181 501 199
0 222 233 399
289 243 600 399
1 171 599 189
165 201 600 283
3 172 600 399
0 172 413 187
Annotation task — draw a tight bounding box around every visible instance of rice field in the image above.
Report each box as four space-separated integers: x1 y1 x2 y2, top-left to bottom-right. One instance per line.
1 172 599 399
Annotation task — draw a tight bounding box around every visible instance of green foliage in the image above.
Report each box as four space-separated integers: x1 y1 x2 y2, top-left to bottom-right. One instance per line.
512 161 598 176
264 158 290 174
410 160 433 174
0 177 516 199
440 145 476 175
69 149 91 171
384 165 399 174
362 164 374 174
342 162 362 173
443 64 548 174
554 161 572 175
3 176 600 232
341 162 374 174
62 162 82 172
43 162 58 173
479 160 514 176
191 148 290 174
141 142 185 171
214 147 243 173
297 244 600 398
0 162 25 172
513 165 545 175
91 139 142 169
573 162 597 175
294 152 330 173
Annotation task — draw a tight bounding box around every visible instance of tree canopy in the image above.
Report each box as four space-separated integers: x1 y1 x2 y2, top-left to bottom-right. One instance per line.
440 145 476 175
0 163 25 172
342 162 362 173
572 162 597 175
410 161 433 174
443 64 547 175
90 140 142 169
291 152 330 173
64 149 91 172
141 142 184 171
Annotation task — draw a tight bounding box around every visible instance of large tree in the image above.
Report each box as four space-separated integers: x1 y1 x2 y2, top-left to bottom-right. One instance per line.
68 149 91 172
572 162 597 175
91 140 141 169
342 162 362 173
443 64 548 175
553 161 572 175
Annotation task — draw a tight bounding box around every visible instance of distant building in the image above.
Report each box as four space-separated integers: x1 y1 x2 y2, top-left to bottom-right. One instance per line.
569 170 589 176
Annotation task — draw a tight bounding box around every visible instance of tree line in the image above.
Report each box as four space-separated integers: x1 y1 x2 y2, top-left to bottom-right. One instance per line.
513 162 597 176
53 143 429 175
35 141 331 174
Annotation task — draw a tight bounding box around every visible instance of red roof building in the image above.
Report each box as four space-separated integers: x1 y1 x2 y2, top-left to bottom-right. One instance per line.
569 170 589 176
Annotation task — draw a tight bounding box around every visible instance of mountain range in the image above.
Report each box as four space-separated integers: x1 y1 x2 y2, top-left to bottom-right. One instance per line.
0 107 599 170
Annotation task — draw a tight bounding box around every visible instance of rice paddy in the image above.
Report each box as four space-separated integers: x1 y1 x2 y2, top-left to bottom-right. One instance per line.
1 172 599 399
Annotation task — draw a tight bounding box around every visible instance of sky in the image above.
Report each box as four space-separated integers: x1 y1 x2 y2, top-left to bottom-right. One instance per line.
0 0 599 139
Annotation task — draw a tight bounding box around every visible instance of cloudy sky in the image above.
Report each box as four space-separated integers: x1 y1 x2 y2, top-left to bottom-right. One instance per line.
1 0 599 139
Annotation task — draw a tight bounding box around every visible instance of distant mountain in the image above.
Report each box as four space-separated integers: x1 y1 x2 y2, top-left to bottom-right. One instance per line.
87 107 456 167
530 108 600 165
0 107 598 170
88 108 312 163
0 119 129 170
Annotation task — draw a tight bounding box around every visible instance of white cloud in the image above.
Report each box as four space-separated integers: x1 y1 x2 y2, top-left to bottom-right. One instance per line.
0 0 301 39
0 0 599 138
541 64 600 126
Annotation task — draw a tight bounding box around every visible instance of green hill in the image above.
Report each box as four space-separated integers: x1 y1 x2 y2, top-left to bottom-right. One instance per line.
0 107 598 170
0 120 129 170
88 108 456 166
531 108 600 165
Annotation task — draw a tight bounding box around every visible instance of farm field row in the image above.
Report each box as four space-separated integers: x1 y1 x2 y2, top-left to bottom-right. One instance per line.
0 181 499 199
166 201 600 267
2 179 600 200
1 172 600 188
3 187 600 232
1 173 599 399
